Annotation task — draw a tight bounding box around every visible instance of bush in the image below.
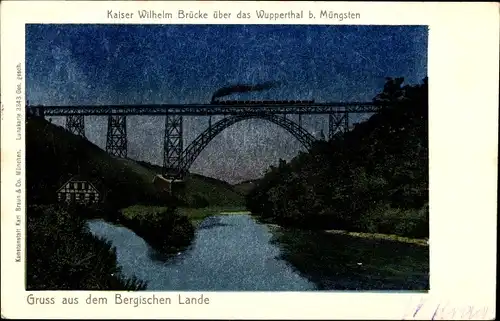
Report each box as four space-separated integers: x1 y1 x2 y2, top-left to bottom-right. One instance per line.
123 206 195 254
345 203 429 238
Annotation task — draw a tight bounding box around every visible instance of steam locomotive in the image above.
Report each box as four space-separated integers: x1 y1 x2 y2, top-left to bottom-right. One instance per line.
210 100 315 105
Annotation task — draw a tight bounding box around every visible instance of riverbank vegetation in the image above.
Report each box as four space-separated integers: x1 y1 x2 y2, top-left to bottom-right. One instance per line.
122 205 248 227
247 77 429 239
270 227 429 290
324 229 428 246
78 204 195 255
26 204 146 290
122 206 195 254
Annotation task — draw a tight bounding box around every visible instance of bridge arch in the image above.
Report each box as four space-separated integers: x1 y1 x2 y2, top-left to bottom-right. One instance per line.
179 113 316 174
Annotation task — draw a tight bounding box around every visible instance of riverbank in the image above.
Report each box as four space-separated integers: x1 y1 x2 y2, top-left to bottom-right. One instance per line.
116 205 195 255
324 229 428 246
26 203 246 291
122 205 249 227
26 204 147 290
268 226 430 290
183 207 250 226
84 212 429 291
117 209 428 290
69 204 196 257
246 212 429 290
252 214 428 247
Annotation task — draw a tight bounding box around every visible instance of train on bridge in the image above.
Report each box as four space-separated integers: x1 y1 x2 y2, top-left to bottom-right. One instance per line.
210 100 315 105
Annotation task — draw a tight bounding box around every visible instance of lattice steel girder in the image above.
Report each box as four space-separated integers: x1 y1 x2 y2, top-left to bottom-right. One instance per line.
163 114 183 178
178 113 315 174
328 112 349 139
34 102 383 116
106 115 127 158
66 115 86 137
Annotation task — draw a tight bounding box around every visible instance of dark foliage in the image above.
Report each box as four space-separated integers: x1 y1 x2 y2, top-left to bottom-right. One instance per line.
62 197 195 259
246 77 429 238
26 204 147 290
122 206 196 255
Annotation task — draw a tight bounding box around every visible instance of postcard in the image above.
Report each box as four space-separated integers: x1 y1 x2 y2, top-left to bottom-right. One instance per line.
1 1 498 319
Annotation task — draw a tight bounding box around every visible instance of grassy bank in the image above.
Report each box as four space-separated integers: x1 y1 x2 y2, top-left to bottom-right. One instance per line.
123 204 248 227
253 212 428 246
93 205 194 255
181 207 249 225
270 227 429 290
324 229 428 246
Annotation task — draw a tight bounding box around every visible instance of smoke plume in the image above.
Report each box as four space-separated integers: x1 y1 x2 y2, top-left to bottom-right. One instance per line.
211 81 281 102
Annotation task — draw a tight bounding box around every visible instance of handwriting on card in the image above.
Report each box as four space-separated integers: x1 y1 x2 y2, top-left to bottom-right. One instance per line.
403 298 492 320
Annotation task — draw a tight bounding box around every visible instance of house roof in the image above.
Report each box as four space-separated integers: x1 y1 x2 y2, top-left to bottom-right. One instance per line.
56 175 100 194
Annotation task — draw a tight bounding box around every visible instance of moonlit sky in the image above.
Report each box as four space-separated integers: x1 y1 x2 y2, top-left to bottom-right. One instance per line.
26 25 427 184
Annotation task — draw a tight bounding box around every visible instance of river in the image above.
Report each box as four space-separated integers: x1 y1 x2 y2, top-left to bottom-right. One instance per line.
87 213 429 291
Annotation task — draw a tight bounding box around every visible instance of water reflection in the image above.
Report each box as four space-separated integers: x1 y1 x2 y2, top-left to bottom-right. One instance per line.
87 214 317 291
197 216 231 230
87 214 428 292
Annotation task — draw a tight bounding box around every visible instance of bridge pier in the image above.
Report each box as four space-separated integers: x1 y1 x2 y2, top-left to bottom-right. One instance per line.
163 113 184 179
66 115 86 138
106 115 127 158
328 110 349 140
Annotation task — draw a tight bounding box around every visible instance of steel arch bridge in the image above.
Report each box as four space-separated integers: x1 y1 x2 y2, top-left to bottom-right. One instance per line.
169 113 316 177
27 100 383 180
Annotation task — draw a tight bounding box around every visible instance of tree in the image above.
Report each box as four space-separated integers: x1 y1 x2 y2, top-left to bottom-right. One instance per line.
373 77 406 104
246 77 429 237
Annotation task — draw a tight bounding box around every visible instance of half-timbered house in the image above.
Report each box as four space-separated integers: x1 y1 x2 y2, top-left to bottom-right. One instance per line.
56 177 101 204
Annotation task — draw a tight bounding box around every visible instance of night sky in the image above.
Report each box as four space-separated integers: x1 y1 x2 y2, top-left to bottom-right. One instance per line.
26 25 427 183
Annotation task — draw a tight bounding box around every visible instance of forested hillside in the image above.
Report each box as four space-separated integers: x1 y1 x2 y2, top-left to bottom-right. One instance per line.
247 77 429 238
26 118 244 210
26 118 167 209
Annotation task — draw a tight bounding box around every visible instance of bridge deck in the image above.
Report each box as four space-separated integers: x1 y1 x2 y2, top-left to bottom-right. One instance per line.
27 102 383 116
